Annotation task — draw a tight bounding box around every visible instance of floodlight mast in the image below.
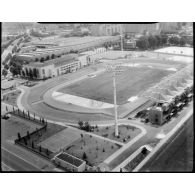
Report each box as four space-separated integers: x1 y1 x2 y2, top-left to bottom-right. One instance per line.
113 70 119 137
120 34 123 52
107 63 127 137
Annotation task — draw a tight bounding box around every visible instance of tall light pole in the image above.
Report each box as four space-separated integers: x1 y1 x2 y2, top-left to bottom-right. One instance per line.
113 70 119 137
106 63 127 137
120 34 124 52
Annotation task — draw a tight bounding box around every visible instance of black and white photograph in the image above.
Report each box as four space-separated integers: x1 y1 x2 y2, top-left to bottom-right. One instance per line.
1 22 193 173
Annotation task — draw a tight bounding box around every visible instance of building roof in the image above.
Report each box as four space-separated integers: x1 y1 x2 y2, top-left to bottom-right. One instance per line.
27 54 78 68
56 152 84 167
142 64 193 103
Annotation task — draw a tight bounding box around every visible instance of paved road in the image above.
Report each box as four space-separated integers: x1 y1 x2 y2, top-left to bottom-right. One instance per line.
140 115 193 172
1 147 42 171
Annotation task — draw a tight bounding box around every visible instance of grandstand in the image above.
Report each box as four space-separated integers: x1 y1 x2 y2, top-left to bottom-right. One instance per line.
142 65 193 103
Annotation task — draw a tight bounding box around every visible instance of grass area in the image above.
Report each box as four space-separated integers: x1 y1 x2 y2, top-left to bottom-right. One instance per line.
38 128 81 153
27 122 65 145
1 115 42 141
93 125 141 143
59 66 171 104
65 134 121 166
124 149 150 172
2 90 21 106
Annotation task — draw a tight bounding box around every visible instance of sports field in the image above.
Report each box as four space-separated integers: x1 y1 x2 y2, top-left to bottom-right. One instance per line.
38 128 81 153
58 66 171 105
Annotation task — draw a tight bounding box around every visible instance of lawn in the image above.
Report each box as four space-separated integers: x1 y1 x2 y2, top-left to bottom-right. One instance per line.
38 128 81 153
1 115 42 141
64 134 121 166
59 66 171 105
2 90 21 106
93 125 142 143
26 122 65 145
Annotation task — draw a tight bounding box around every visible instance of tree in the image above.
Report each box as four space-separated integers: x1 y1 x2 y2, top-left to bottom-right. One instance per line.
155 35 162 47
84 121 91 132
78 120 83 129
103 148 105 152
2 69 8 77
27 131 30 139
83 152 87 160
24 138 27 145
4 64 9 70
17 132 21 140
180 37 186 46
40 57 45 62
9 63 22 76
46 149 49 156
141 147 148 155
169 36 180 45
51 54 55 59
161 34 168 45
32 141 34 149
136 36 149 50
148 35 157 49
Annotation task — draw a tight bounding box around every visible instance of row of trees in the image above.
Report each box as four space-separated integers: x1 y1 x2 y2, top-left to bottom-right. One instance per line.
78 121 99 132
136 34 188 50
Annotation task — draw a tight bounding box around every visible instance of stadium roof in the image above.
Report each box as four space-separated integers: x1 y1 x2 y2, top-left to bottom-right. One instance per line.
142 64 193 103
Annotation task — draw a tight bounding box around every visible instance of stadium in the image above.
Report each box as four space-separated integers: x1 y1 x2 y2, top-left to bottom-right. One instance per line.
21 48 193 123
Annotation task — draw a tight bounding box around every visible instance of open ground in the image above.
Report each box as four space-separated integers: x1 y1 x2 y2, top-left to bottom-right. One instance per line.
64 134 121 166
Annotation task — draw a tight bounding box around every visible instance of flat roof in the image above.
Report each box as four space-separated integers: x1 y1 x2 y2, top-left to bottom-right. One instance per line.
56 152 84 167
27 54 78 68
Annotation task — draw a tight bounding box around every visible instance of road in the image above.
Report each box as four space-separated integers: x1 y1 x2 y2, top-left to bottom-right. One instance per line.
2 147 42 171
140 114 193 172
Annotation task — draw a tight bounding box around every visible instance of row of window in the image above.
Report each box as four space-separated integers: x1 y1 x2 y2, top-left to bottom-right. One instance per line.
60 62 79 71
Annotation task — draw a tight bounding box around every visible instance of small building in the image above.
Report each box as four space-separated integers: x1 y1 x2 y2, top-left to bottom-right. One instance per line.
148 106 164 125
54 152 86 172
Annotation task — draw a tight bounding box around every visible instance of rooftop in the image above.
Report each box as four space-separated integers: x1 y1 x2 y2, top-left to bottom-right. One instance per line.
56 152 84 167
27 54 78 68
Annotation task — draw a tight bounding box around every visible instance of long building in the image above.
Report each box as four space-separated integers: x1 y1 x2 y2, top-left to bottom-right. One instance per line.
15 36 120 63
22 53 91 79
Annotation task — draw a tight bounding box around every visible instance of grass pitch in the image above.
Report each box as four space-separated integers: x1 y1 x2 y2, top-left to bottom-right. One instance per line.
59 66 171 105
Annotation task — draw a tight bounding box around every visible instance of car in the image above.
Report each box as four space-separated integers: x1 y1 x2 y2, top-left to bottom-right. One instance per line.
2 113 10 120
